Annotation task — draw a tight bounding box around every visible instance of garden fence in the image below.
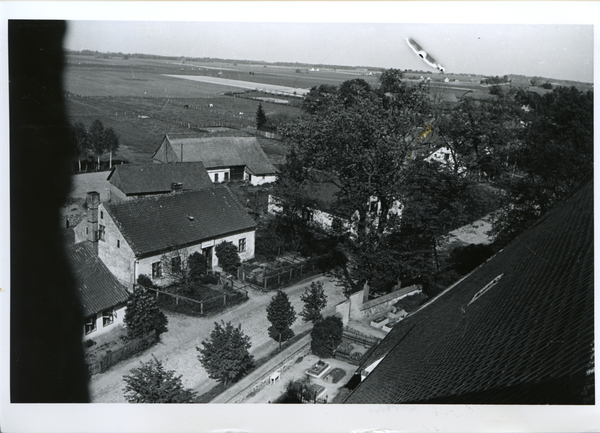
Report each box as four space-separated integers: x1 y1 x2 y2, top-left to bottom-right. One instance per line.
342 328 382 347
144 285 248 317
86 330 157 377
240 255 325 292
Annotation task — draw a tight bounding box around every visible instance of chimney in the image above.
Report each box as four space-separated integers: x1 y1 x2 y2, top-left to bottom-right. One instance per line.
86 191 100 250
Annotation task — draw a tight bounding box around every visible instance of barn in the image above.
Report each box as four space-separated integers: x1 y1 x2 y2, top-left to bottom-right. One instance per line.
152 134 278 185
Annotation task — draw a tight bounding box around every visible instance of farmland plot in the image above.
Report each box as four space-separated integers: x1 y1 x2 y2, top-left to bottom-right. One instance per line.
165 74 311 96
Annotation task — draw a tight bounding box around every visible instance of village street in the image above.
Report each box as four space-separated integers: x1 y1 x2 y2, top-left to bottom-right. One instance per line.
88 274 347 403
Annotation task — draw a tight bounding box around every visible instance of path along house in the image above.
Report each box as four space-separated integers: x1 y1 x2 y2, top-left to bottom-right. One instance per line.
152 134 278 186
74 186 257 289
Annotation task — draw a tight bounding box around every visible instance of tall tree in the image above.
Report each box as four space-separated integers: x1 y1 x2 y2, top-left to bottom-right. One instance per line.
300 280 327 324
256 103 268 131
70 121 89 172
310 315 344 358
266 290 296 350
123 355 196 403
88 119 106 170
492 86 593 247
197 321 254 387
124 286 168 339
104 126 120 169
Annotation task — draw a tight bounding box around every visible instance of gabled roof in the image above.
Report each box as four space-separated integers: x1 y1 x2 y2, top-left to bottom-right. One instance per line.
345 181 594 404
66 242 130 318
106 162 214 195
153 134 278 176
104 185 257 258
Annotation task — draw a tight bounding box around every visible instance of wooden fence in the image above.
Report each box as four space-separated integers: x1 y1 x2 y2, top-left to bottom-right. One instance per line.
240 255 326 292
145 285 248 317
342 328 382 347
87 330 157 377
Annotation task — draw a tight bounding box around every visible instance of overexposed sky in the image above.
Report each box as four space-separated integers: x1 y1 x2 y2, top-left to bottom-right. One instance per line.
64 21 593 83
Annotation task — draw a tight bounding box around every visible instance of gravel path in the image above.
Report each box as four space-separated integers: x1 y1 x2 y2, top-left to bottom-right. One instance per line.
89 274 346 403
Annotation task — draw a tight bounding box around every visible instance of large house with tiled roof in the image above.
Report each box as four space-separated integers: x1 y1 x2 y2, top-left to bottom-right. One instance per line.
65 242 130 341
88 185 257 288
152 134 278 185
344 180 594 405
107 162 214 202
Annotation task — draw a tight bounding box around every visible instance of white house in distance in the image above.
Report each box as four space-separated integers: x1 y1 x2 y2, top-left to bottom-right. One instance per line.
152 134 278 186
65 242 130 341
75 186 257 288
107 162 214 202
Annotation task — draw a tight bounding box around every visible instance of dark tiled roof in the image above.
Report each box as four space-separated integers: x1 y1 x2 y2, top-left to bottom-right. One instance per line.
106 162 213 195
104 185 257 258
65 242 130 318
153 135 278 176
345 181 594 404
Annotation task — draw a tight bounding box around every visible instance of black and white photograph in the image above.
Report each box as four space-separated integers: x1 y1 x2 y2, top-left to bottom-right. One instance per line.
1 2 598 432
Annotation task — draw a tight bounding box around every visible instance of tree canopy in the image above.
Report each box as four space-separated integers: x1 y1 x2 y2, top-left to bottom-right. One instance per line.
266 290 296 350
310 315 344 358
215 241 241 275
300 280 328 323
123 355 196 403
124 286 168 339
197 321 254 386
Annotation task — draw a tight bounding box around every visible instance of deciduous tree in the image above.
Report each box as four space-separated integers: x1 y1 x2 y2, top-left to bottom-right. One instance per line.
70 121 89 172
310 316 344 358
266 290 296 350
197 321 254 387
300 281 327 324
123 355 196 403
124 286 168 339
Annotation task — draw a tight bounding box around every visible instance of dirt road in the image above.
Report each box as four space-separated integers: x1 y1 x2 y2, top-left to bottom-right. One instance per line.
88 274 346 403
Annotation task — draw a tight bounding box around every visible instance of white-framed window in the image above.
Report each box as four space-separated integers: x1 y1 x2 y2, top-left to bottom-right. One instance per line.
224 172 229 181
214 173 219 182
102 309 114 327
152 261 163 279
85 316 97 335
238 238 246 253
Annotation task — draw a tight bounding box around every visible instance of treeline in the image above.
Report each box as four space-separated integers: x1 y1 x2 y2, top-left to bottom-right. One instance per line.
69 119 120 172
271 69 593 298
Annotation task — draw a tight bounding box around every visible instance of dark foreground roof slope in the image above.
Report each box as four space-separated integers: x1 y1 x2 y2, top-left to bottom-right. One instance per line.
345 181 594 405
66 242 130 317
107 162 213 195
153 135 278 176
104 185 257 258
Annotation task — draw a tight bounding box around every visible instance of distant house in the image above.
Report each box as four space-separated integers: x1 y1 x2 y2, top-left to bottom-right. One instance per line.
152 134 278 185
76 186 257 288
65 242 130 341
107 162 214 202
268 177 401 235
344 180 594 404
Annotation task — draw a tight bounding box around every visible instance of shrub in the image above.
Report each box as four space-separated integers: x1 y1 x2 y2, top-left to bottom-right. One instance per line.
215 241 241 275
137 274 154 288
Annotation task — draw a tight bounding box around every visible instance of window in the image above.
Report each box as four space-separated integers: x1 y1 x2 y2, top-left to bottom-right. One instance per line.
152 261 163 279
102 309 114 327
171 256 182 274
85 316 97 335
86 227 89 235
100 211 104 219
117 239 120 248
98 225 106 241
369 200 378 213
238 238 246 253
214 173 219 182
224 172 229 182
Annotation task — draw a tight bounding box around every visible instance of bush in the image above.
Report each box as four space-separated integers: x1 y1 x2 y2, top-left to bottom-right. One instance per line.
188 252 208 281
449 243 495 275
215 241 241 275
137 274 154 288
